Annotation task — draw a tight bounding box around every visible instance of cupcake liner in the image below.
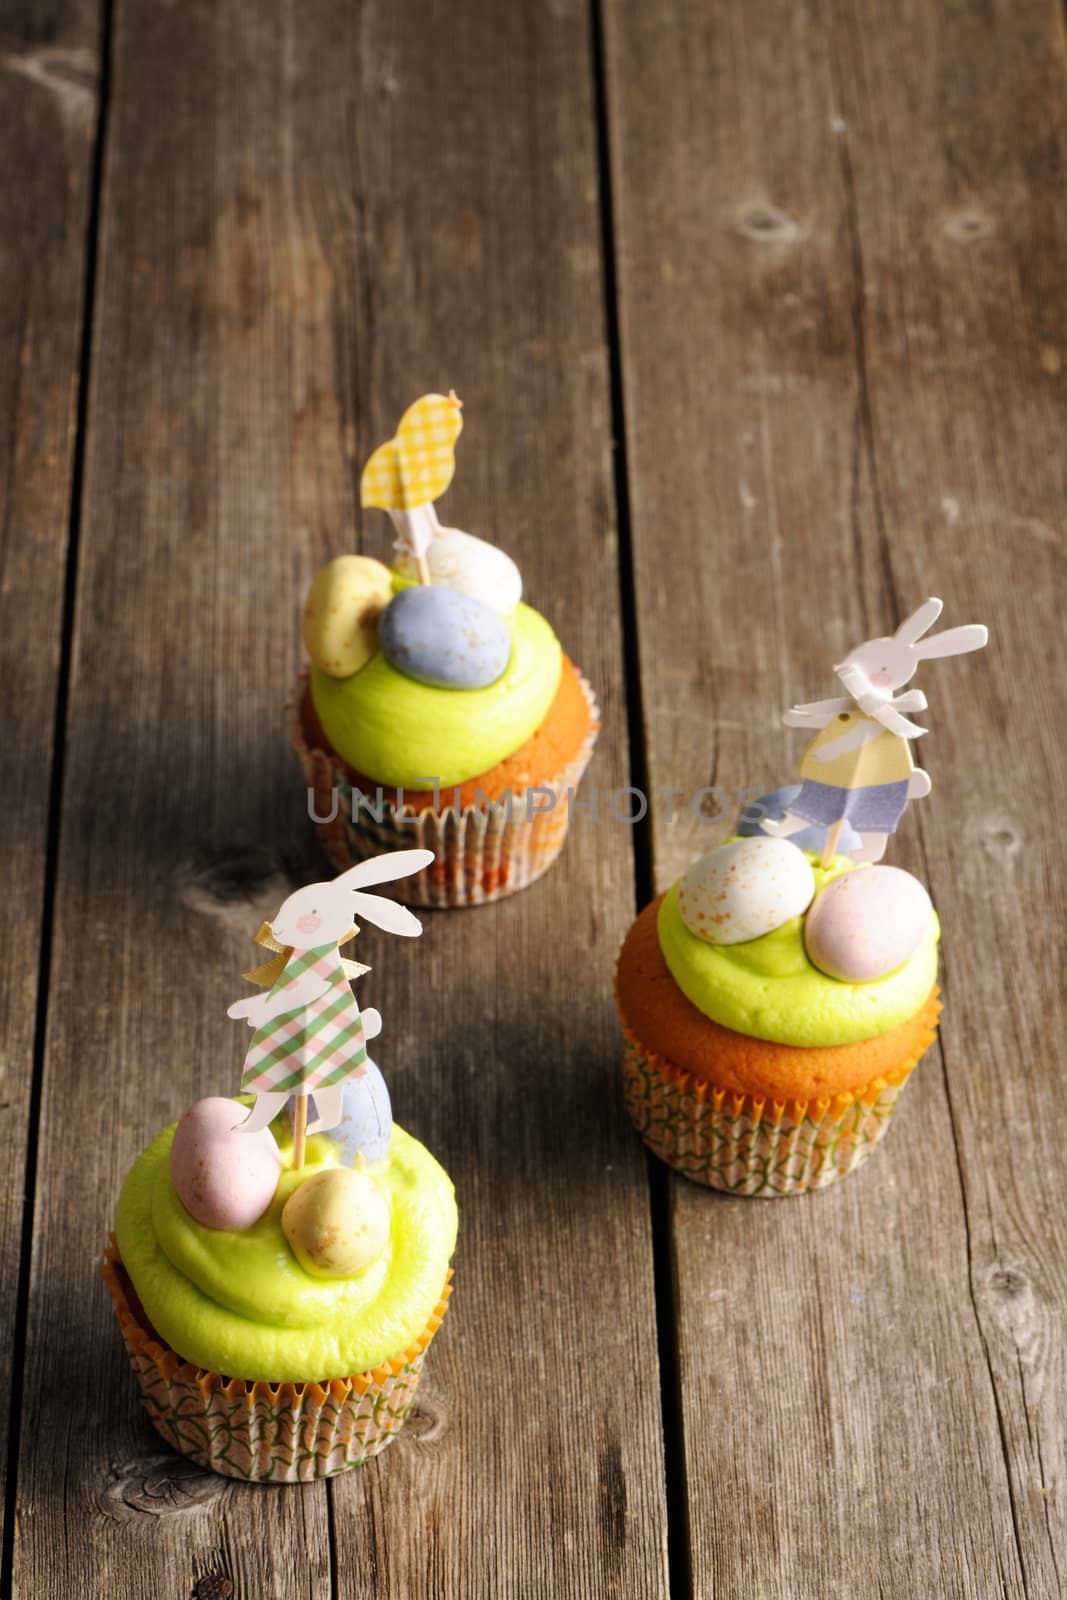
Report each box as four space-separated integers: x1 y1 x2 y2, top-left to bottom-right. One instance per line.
287 668 600 906
620 991 941 1196
103 1241 453 1482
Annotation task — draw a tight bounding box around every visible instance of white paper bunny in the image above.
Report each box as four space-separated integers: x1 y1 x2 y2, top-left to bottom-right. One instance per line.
764 598 988 862
228 850 434 1137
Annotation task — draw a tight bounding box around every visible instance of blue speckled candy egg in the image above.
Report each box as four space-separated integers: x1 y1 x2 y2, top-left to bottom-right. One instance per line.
288 1060 393 1166
377 584 511 689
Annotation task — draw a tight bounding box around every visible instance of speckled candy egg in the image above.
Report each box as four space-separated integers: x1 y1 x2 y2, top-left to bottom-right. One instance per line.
679 837 816 946
804 865 933 983
303 555 394 677
394 526 522 616
170 1097 281 1231
289 1061 392 1167
282 1167 391 1278
378 584 511 689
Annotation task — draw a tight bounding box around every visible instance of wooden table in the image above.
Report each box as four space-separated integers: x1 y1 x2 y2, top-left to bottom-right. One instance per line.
3 1 1064 1595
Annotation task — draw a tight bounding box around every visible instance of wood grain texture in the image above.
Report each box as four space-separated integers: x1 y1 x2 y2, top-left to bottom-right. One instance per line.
10 1 668 1596
602 0 1066 1595
0 0 99 1540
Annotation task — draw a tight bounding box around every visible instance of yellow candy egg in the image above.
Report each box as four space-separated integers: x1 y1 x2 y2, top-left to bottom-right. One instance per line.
302 556 394 677
281 1167 390 1278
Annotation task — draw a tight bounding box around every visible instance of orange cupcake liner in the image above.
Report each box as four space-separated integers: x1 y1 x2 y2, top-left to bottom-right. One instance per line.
103 1241 453 1481
620 991 941 1196
287 669 600 906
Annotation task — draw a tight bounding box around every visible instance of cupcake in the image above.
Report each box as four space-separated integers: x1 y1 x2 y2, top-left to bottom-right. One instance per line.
290 392 598 906
104 853 458 1480
616 839 941 1195
617 596 987 1196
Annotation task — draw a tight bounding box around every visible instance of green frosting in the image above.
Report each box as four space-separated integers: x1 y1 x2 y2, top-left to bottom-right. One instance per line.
657 856 939 1047
310 601 563 789
116 1120 457 1383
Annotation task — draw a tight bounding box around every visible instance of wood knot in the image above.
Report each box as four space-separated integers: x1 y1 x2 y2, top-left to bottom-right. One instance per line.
404 1397 447 1442
178 844 298 921
965 817 1023 859
193 1576 233 1600
696 788 726 821
104 1453 220 1520
943 208 994 243
736 201 800 244
990 1267 1028 1299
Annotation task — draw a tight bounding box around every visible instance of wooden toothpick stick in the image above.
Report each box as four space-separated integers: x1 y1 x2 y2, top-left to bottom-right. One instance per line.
821 818 845 869
293 1096 308 1170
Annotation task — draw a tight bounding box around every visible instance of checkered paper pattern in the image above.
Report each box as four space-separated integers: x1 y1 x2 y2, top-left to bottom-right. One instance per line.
360 393 463 511
241 945 368 1095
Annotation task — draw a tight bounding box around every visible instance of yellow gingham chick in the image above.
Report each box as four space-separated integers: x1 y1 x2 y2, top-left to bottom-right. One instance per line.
360 391 464 512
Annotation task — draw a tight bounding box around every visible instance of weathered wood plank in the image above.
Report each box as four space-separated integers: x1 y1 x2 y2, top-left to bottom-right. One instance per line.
603 0 1066 1594
12 2 669 1596
0 0 100 1551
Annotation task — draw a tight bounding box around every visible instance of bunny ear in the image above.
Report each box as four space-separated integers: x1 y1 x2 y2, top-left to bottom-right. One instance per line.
894 597 943 645
913 623 988 661
335 849 435 891
350 890 425 937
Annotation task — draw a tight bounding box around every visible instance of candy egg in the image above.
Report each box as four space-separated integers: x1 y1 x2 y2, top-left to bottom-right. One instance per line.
679 837 816 946
281 1167 390 1278
804 865 933 983
170 1097 281 1231
289 1061 392 1167
394 526 522 616
303 555 394 677
378 584 511 689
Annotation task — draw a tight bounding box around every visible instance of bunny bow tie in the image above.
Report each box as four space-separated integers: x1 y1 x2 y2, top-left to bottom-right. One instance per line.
835 665 928 739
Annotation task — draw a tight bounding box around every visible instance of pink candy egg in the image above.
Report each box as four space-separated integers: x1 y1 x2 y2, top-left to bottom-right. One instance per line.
170 1097 281 1230
804 866 933 983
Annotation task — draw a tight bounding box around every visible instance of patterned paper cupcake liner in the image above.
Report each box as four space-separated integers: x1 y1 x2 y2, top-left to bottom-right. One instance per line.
287 669 600 906
620 991 941 1197
102 1241 453 1482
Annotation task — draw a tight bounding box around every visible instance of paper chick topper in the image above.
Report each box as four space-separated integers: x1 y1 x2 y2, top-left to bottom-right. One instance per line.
227 850 434 1168
764 597 988 866
360 391 464 582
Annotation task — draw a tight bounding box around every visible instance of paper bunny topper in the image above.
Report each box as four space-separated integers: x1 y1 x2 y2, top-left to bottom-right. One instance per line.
227 850 435 1160
768 597 989 865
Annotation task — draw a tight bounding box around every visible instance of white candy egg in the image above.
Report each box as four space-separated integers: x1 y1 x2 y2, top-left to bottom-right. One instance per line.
394 526 522 616
679 837 816 946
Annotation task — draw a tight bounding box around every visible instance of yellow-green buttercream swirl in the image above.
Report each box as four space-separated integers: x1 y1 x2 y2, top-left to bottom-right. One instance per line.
310 600 562 789
115 1120 457 1383
657 855 939 1047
